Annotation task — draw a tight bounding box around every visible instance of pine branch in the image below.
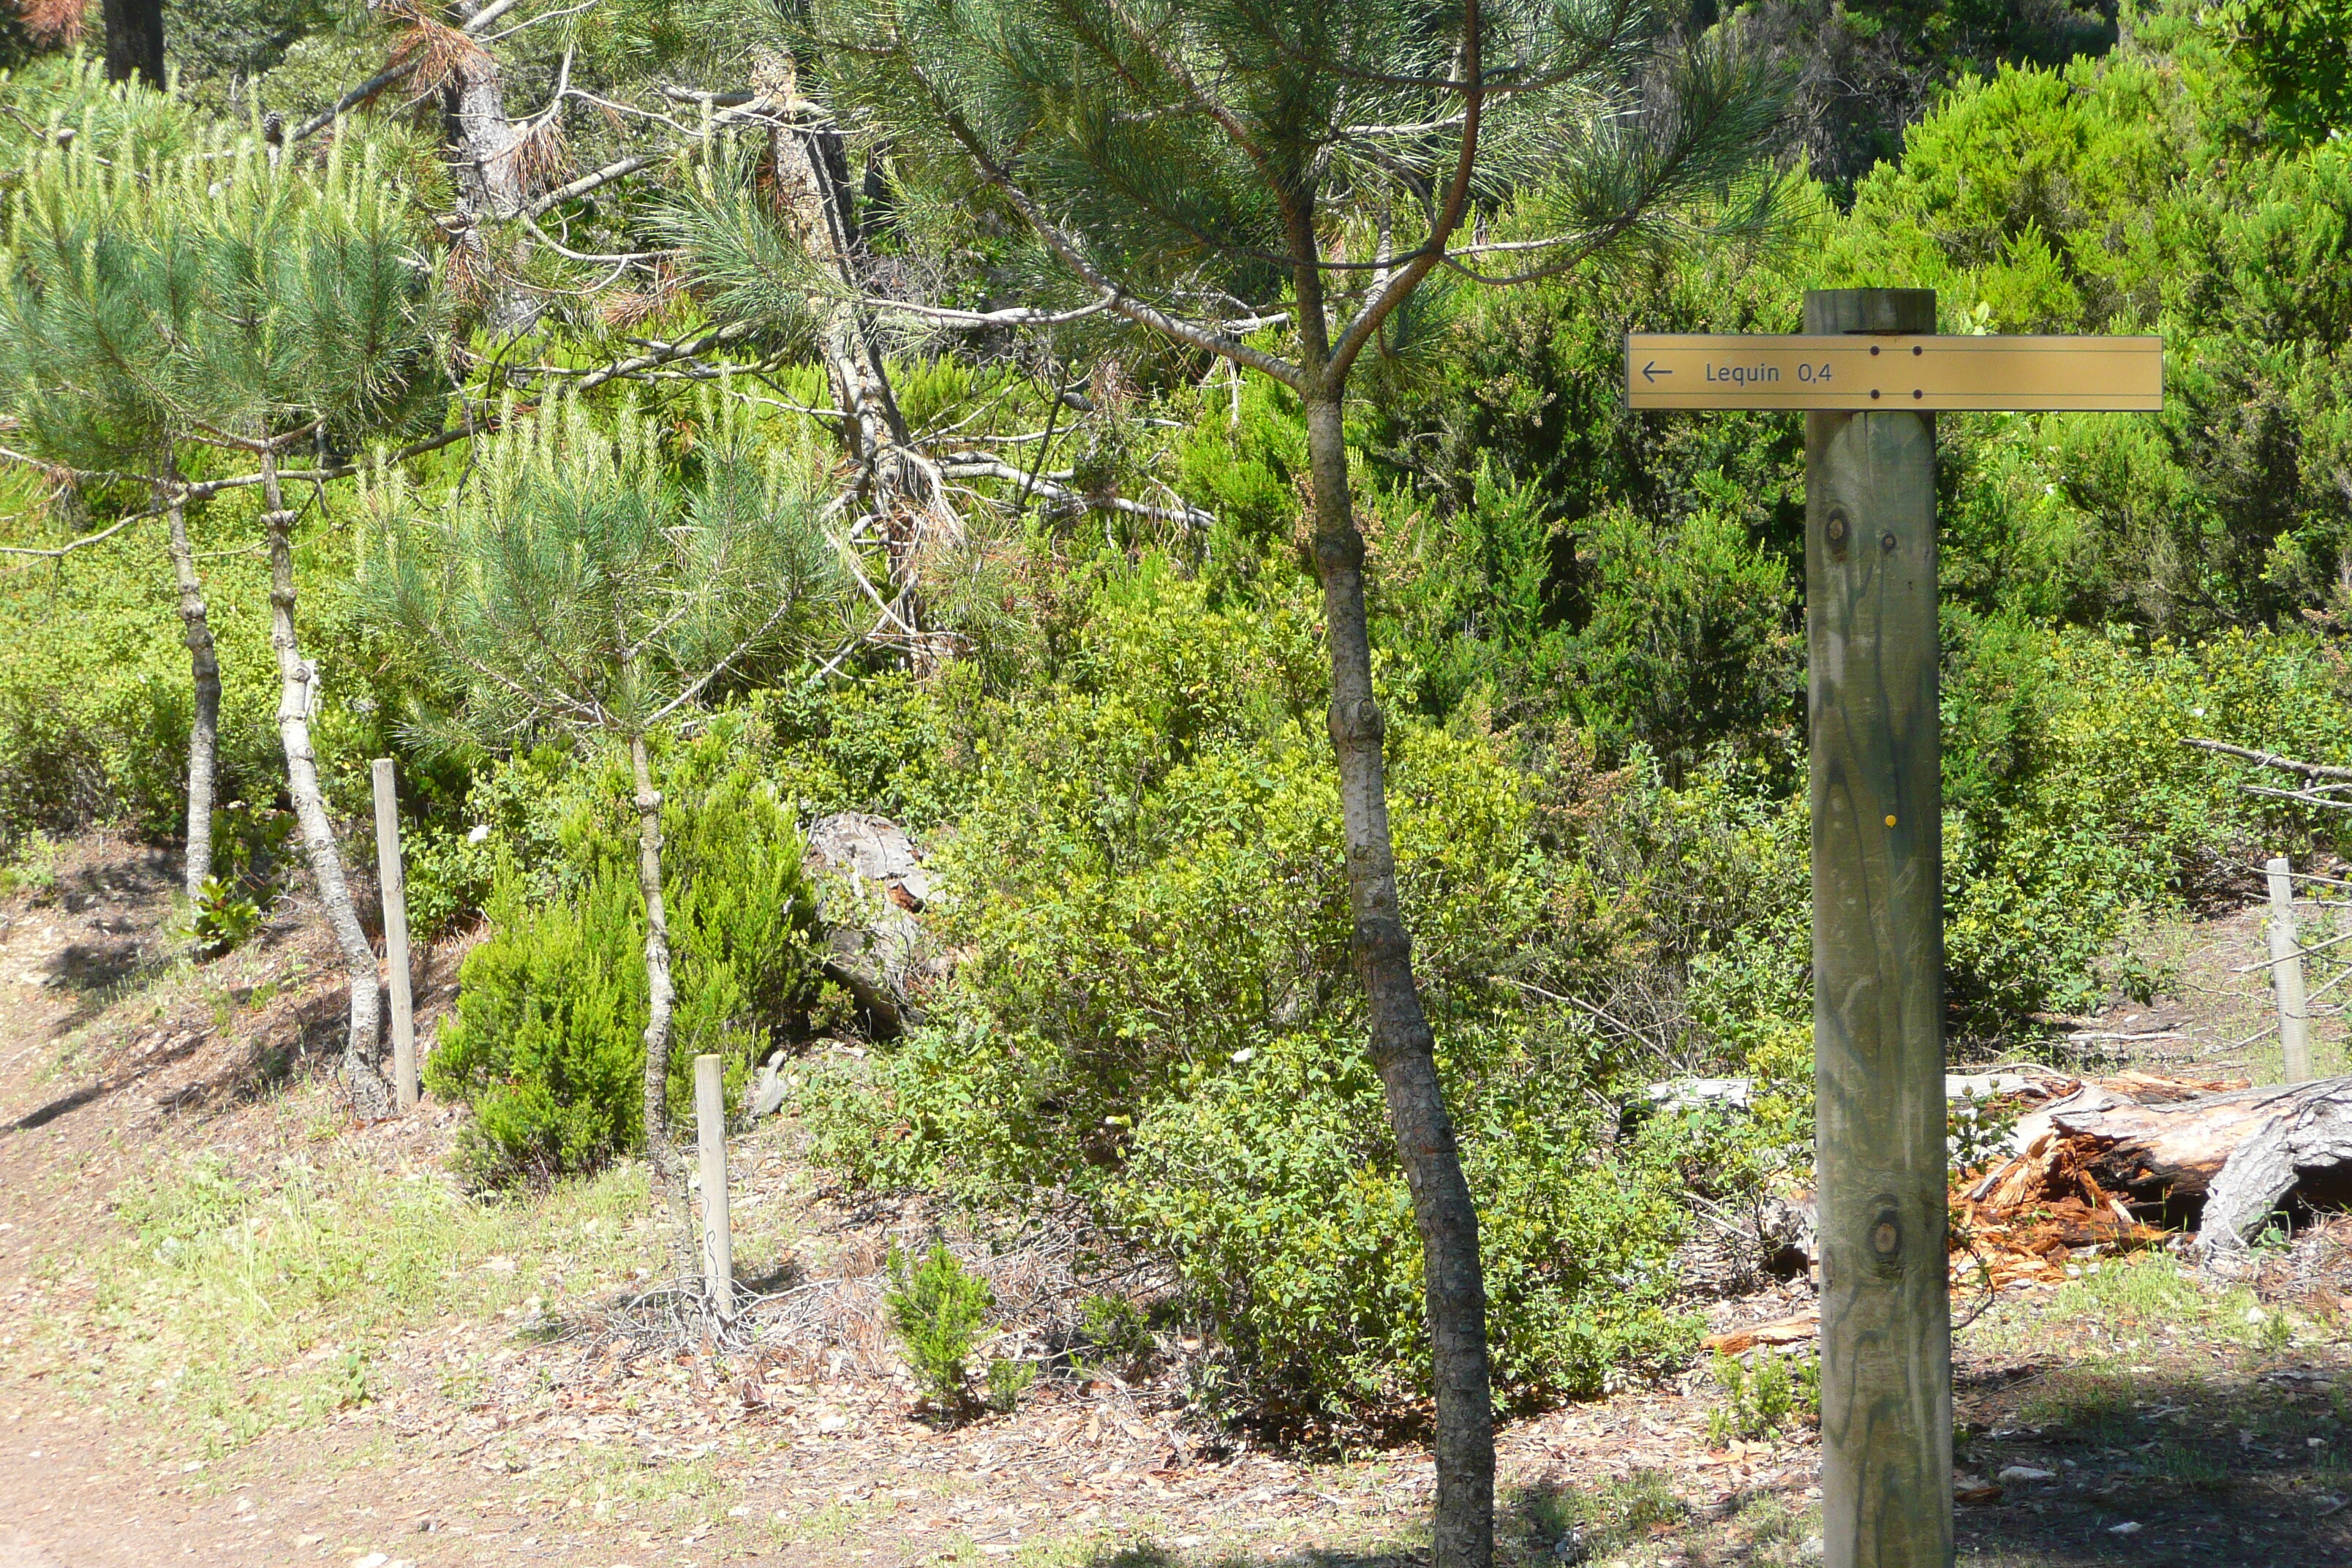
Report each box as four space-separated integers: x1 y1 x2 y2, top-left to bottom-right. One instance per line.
1328 0 1482 380
288 0 532 145
900 61 1304 388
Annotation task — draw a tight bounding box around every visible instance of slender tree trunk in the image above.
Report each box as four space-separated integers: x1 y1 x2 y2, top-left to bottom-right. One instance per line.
630 731 693 1247
765 58 911 492
440 7 535 333
164 487 221 910
101 0 163 87
260 451 392 1120
1302 391 1494 1568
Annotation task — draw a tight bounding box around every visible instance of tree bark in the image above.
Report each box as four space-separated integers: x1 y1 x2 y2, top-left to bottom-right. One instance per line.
101 0 163 88
630 731 692 1247
2195 1077 2352 1253
164 488 221 909
440 10 534 333
261 451 392 1120
765 58 912 502
1303 391 1493 1568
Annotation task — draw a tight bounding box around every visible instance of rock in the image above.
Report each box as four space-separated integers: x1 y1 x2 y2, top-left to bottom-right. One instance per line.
1552 1525 1588 1562
1997 1465 2054 1482
806 812 933 910
749 1053 788 1118
2107 1520 2141 1536
804 813 951 1038
1646 1077 1752 1113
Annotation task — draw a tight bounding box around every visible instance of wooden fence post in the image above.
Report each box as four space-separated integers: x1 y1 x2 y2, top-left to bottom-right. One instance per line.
1805 287 1953 1568
2267 856 2313 1082
369 758 418 1112
695 1053 734 1321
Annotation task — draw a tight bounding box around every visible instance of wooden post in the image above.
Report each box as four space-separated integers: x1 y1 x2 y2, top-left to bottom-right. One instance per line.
694 1053 734 1321
2266 857 2313 1082
369 758 418 1112
1805 287 1952 1568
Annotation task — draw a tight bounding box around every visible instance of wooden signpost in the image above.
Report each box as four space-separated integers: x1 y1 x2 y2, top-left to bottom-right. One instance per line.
1629 290 2162 1568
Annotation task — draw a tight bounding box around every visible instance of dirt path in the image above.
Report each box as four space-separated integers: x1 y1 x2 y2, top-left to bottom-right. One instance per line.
1 834 2348 1568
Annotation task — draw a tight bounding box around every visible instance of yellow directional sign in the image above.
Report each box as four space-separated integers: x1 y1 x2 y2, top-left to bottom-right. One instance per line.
1624 333 2163 412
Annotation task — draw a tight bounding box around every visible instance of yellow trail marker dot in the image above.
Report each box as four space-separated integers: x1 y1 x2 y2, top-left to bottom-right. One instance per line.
1626 333 2162 412
1885 815 1899 827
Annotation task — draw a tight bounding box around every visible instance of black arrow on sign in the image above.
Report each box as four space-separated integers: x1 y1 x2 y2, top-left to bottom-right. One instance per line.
1642 361 1670 382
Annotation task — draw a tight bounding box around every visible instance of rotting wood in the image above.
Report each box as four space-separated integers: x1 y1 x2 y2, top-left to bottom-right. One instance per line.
1970 1076 2352 1251
2198 1078 2352 1253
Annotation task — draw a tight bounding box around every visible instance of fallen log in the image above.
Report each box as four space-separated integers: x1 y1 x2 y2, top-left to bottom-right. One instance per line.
1974 1074 2352 1255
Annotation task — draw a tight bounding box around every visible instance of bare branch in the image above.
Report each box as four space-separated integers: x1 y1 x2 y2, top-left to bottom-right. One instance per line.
900 63 1303 388
2182 736 2352 782
940 453 1211 529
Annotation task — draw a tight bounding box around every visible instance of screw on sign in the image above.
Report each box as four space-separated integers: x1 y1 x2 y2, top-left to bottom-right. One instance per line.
1627 290 2161 1568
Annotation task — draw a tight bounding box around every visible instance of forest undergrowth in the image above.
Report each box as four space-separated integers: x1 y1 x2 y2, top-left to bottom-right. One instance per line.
1 0 2351 1561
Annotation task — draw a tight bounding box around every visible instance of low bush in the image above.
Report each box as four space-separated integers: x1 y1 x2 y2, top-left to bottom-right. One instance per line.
425 745 824 1188
806 564 1702 1427
885 1242 992 1411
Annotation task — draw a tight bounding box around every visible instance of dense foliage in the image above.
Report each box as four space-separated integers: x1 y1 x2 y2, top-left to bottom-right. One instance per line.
1 1 2348 1429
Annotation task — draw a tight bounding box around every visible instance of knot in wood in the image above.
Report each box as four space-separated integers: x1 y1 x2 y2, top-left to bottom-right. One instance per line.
635 791 663 813
1868 1196 1904 1278
1328 696 1383 748
261 510 299 532
1312 529 1364 574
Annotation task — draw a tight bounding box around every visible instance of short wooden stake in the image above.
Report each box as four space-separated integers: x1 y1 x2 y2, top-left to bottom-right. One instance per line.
1805 287 1952 1568
694 1053 734 1321
2267 856 2313 1082
370 758 418 1112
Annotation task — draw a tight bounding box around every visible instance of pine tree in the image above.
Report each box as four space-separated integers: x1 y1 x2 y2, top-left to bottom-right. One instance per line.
0 117 447 1118
785 4 1792 1559
358 395 848 1246
0 121 215 905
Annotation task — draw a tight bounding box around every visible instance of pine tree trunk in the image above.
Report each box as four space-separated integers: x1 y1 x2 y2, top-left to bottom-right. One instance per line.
630 731 692 1245
165 490 222 909
766 67 910 491
441 9 534 332
260 453 392 1120
1303 391 1494 1568
101 0 163 87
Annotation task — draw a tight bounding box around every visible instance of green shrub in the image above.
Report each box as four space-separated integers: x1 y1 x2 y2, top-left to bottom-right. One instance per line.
885 1242 992 1411
424 751 823 1187
807 564 1698 1424
191 875 263 956
1079 1294 1152 1378
983 1356 1035 1413
1705 1349 1818 1447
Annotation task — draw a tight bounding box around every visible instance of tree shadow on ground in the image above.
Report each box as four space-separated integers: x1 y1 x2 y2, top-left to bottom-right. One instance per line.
12 845 181 1039
1946 1354 2352 1567
1074 1343 2352 1567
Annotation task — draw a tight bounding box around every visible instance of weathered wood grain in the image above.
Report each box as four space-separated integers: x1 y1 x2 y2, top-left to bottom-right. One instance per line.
1805 287 1953 1568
